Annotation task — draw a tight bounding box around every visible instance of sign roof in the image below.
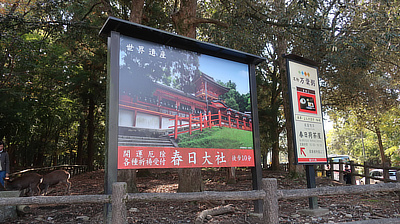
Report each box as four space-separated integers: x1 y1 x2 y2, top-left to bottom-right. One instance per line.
99 17 265 65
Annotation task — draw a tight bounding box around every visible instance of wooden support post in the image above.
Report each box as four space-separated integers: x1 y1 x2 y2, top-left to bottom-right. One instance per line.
200 113 203 131
133 110 137 127
383 163 389 183
262 178 279 224
339 159 344 183
228 116 231 128
208 111 212 128
236 118 239 129
189 114 192 135
112 182 127 224
329 159 334 180
350 161 356 185
174 115 178 139
364 162 370 184
397 171 400 183
396 171 400 201
218 110 221 127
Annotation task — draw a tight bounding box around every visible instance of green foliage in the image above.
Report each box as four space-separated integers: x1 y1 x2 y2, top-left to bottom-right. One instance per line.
0 0 107 168
327 107 400 165
119 36 199 94
217 80 251 112
177 127 253 149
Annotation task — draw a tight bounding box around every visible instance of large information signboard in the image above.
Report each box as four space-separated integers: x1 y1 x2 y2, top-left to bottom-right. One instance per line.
100 16 265 215
117 35 256 169
287 56 327 164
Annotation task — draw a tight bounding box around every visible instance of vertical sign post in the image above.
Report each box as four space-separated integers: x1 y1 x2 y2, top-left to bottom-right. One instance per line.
285 54 328 210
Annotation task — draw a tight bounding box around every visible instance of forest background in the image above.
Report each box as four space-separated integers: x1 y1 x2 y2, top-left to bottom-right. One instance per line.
1 0 399 189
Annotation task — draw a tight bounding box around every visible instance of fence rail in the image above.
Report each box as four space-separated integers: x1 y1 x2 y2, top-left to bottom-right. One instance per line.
316 160 400 184
127 190 265 202
10 165 88 178
2 178 400 224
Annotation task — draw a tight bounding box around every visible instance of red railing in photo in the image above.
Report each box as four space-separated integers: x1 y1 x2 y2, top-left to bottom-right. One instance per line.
169 111 252 139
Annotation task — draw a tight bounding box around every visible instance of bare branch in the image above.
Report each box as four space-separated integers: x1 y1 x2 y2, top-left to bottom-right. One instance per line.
192 17 229 28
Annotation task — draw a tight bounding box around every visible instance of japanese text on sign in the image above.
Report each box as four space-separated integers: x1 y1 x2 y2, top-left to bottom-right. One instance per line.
126 44 167 59
118 146 255 169
288 60 327 164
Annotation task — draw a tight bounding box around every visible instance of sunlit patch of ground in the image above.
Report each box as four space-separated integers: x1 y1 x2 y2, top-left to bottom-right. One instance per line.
140 183 178 193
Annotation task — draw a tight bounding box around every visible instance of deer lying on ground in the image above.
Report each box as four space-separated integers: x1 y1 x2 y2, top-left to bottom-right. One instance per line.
40 170 71 195
5 172 43 196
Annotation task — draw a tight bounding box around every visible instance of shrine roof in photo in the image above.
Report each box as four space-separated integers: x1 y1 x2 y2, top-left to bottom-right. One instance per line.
193 72 230 93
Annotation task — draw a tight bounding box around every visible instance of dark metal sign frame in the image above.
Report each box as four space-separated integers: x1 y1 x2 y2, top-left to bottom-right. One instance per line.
285 54 328 165
100 17 265 213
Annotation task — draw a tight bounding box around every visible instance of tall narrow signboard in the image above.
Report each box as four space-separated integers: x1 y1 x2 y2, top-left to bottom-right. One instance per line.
286 55 327 164
285 54 327 210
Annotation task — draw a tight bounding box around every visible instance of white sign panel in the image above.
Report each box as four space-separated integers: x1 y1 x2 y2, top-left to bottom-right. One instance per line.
288 60 327 164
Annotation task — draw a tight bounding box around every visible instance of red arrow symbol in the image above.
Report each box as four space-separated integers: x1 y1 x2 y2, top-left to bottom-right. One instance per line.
300 147 307 157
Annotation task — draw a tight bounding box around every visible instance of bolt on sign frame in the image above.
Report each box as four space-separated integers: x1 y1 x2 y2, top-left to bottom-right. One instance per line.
100 17 265 213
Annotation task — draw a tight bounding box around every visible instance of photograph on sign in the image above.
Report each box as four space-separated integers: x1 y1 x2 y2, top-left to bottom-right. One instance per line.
297 87 317 114
118 35 255 169
288 60 327 164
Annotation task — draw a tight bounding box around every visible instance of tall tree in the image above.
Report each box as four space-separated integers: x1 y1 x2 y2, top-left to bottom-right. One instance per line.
321 0 400 175
1 0 108 169
171 0 229 192
173 0 205 193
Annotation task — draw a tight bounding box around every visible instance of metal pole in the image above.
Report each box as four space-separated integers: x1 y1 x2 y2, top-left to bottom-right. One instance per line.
104 31 120 224
306 165 318 209
249 63 263 213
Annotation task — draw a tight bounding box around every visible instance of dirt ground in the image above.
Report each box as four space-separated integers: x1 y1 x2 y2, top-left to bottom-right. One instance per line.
4 168 400 223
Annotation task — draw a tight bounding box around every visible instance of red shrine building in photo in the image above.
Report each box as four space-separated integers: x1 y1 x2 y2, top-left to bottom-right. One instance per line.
118 73 252 138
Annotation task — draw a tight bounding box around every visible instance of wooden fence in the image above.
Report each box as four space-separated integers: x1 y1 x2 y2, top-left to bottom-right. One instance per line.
2 179 400 224
316 160 400 185
9 165 88 178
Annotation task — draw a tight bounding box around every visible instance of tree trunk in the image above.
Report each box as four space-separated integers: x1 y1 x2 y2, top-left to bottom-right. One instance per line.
375 124 389 180
130 0 145 24
171 0 197 38
270 69 281 171
118 169 138 193
77 117 85 164
274 0 302 175
115 0 147 191
52 152 58 166
276 39 294 172
87 96 95 171
271 109 280 170
35 148 44 166
178 168 203 192
52 131 60 166
172 0 204 192
226 167 236 184
34 137 46 166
